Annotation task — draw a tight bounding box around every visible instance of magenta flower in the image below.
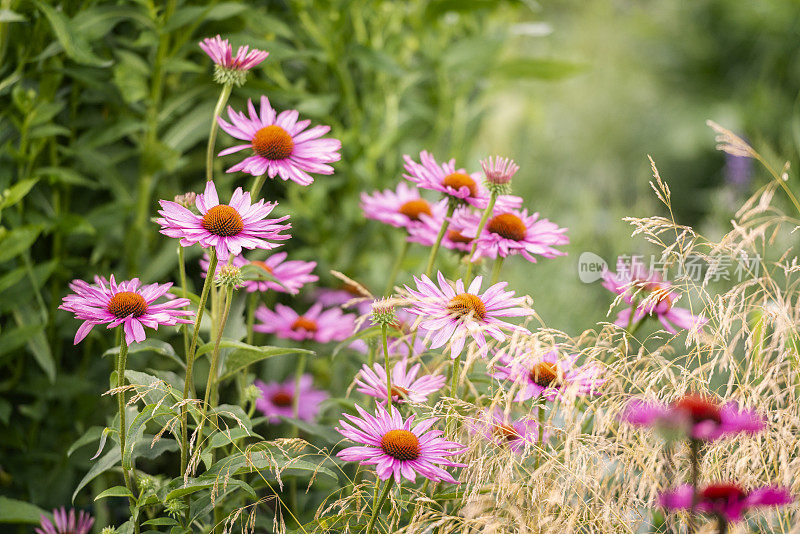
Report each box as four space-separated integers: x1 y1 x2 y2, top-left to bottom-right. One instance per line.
199 35 268 72
200 251 317 294
360 182 448 231
621 394 766 441
470 408 542 453
356 358 446 404
36 507 94 534
254 374 328 423
59 275 193 345
403 272 533 358
481 156 519 186
602 258 707 333
217 96 341 185
336 403 465 483
659 482 792 522
157 181 290 262
456 207 568 263
315 286 373 316
491 348 606 402
407 206 475 252
254 302 356 342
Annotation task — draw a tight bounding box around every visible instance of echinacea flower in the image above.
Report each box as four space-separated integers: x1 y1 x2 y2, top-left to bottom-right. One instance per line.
315 284 373 316
255 374 328 423
200 252 317 294
403 272 532 358
456 208 569 263
157 180 290 262
59 275 193 345
659 482 792 523
217 96 341 185
337 403 465 483
491 348 606 402
356 358 446 404
481 156 519 186
199 35 268 85
36 507 94 534
254 302 356 342
407 206 474 252
470 408 542 453
603 258 707 333
621 393 766 441
360 182 448 231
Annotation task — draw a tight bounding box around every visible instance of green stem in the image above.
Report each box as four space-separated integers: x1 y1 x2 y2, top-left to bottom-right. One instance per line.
536 404 545 470
464 192 498 283
250 174 267 199
381 325 392 404
449 352 462 399
178 246 189 358
490 256 505 285
246 291 258 345
180 249 217 482
688 439 700 534
424 203 455 277
116 337 138 533
197 284 234 447
289 352 308 515
365 477 394 534
384 239 410 295
206 83 233 182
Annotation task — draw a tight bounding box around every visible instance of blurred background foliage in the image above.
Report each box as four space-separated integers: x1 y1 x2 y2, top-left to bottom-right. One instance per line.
0 0 798 528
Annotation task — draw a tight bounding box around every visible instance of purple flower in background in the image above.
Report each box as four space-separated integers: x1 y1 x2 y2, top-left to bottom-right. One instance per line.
356 358 446 404
200 252 317 294
36 508 94 534
336 404 465 483
254 302 356 342
659 482 792 522
361 182 447 231
255 375 328 423
470 408 542 453
621 393 766 441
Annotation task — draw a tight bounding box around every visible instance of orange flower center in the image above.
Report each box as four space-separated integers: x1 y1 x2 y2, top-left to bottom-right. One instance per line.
252 125 294 160
447 229 472 244
443 172 478 197
446 293 486 321
271 391 293 407
487 213 527 241
673 394 722 424
291 316 318 332
493 423 521 442
250 261 274 275
398 199 432 221
700 483 747 503
529 361 561 388
108 291 148 319
390 385 410 399
380 429 421 461
201 205 244 237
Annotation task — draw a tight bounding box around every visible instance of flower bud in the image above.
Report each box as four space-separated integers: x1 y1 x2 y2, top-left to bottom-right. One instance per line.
370 298 396 327
174 192 197 209
481 156 519 195
215 264 244 289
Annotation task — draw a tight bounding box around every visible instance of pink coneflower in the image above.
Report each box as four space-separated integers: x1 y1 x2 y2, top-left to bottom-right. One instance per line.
470 408 542 453
199 35 268 74
59 275 193 345
337 404 465 483
602 258 707 333
491 348 606 402
407 207 475 252
360 182 448 231
403 272 532 358
456 208 569 263
621 393 766 441
254 374 328 423
254 302 356 342
217 96 341 185
157 181 290 262
481 156 519 186
356 358 446 404
315 284 373 316
36 507 94 534
200 252 317 294
659 482 792 523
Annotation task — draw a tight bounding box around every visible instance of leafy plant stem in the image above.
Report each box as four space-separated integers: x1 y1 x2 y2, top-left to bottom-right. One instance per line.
115 336 138 534
365 477 394 534
490 256 504 285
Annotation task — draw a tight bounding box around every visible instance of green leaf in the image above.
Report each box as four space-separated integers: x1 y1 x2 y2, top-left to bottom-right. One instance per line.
142 517 179 527
206 427 261 450
0 178 38 210
0 398 11 425
35 2 112 67
218 344 313 381
35 166 98 188
112 50 149 104
107 339 185 370
0 324 43 358
0 225 41 262
204 443 338 484
13 307 55 382
72 448 121 502
162 477 256 501
0 9 25 22
122 404 176 469
94 485 134 501
0 496 48 524
67 426 103 457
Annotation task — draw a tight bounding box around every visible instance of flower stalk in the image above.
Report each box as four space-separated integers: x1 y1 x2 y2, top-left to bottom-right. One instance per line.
115 336 138 534
381 324 392 404
424 203 455 276
464 192 498 282
206 83 233 182
365 477 394 534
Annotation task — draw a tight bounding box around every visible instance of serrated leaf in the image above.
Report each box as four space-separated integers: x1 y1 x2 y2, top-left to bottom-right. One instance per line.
94 485 133 501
